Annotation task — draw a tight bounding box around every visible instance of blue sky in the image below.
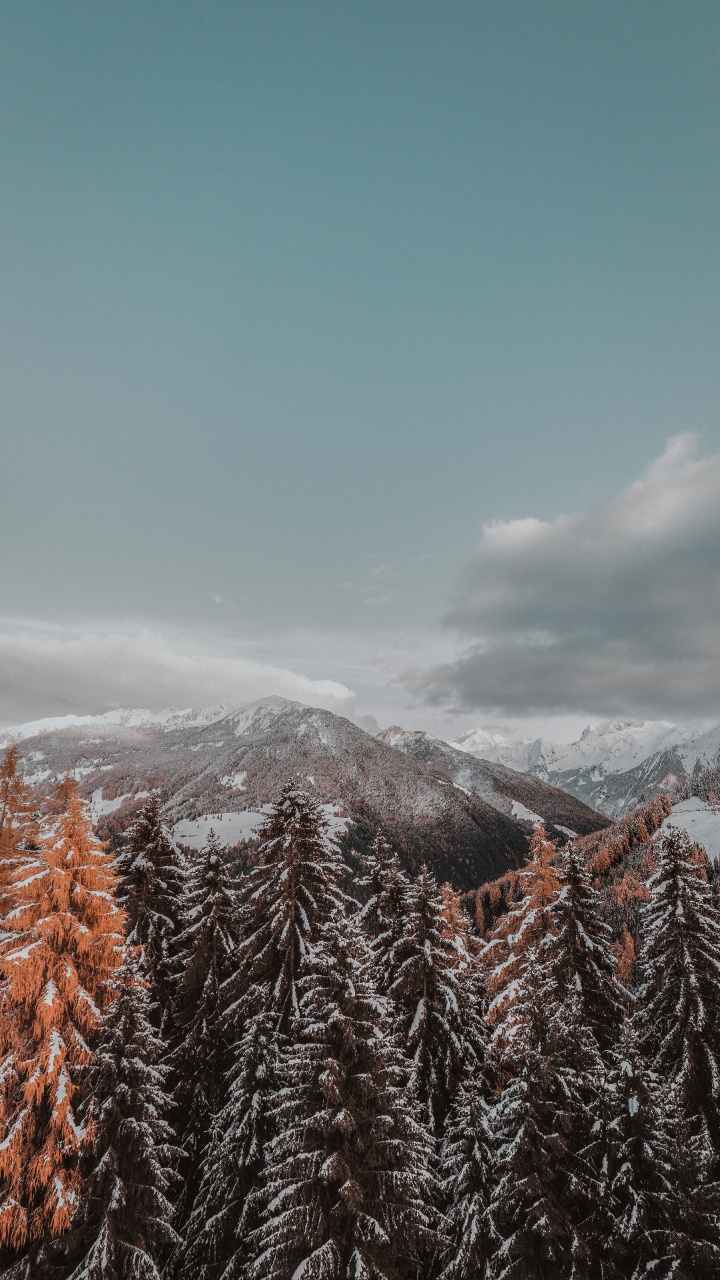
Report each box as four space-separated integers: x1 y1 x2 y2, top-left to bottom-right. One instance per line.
2 2 719 735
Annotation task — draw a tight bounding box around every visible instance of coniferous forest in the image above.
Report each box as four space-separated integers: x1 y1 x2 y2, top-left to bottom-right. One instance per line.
1 744 720 1280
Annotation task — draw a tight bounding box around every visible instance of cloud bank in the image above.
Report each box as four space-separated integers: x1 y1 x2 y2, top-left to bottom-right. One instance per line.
0 619 355 729
419 435 720 718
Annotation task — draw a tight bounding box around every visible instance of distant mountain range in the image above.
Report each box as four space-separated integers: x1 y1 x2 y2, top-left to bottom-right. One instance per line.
450 719 720 818
2 698 608 891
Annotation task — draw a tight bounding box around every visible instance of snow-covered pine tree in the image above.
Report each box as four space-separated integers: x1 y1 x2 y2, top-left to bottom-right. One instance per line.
114 794 185 1029
0 780 125 1256
488 955 605 1280
34 953 181 1280
176 786 347 1280
483 823 562 1088
166 830 242 1228
600 1020 689 1280
636 824 720 1175
385 865 485 1135
438 1069 495 1280
357 833 409 990
247 913 438 1280
542 844 625 1058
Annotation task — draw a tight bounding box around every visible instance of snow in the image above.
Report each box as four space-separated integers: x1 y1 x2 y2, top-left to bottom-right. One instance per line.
655 798 720 862
221 770 247 791
173 809 273 848
173 803 349 849
556 825 578 839
511 801 543 823
90 788 149 819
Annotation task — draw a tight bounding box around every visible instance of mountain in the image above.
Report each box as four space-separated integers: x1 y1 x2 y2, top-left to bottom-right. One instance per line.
2 696 574 891
451 719 720 818
378 727 609 839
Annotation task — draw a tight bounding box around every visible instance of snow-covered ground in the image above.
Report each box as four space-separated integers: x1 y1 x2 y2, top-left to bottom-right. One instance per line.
173 803 349 850
656 798 720 862
511 800 542 823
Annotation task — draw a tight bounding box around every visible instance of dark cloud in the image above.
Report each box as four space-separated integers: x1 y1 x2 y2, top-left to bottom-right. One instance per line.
417 436 720 717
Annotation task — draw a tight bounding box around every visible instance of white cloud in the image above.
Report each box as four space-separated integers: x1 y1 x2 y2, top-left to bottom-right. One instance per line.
417 435 720 718
0 617 355 728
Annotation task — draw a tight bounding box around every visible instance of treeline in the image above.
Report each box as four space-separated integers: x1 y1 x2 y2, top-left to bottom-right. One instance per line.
1 746 720 1278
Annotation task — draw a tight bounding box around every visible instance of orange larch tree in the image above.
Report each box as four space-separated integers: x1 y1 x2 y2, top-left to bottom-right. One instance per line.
483 823 562 1086
0 777 125 1253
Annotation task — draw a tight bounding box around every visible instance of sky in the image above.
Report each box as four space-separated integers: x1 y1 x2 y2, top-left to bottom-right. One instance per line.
1 2 720 739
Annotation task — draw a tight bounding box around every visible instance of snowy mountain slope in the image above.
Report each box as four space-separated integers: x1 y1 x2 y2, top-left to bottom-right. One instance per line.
451 719 720 818
5 697 540 890
378 727 609 838
654 798 720 862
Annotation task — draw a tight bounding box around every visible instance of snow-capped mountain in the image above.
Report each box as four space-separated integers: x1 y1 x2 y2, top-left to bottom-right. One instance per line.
378 727 609 840
5 696 601 891
451 719 720 818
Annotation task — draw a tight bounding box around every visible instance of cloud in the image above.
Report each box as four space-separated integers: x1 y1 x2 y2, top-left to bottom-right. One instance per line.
417 435 720 718
0 618 355 728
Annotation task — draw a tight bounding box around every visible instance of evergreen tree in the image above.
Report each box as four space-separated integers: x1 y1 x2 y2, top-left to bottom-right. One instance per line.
177 787 347 1280
358 833 409 989
487 851 621 1280
601 1021 688 1280
438 1070 495 1280
36 955 180 1280
542 845 625 1058
488 958 604 1280
385 866 485 1135
0 780 124 1256
636 825 720 1173
247 915 438 1280
166 831 242 1228
114 794 185 1029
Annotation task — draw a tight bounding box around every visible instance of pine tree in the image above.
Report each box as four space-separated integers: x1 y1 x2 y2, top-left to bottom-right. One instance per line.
636 825 720 1174
114 794 185 1029
601 1020 687 1280
0 780 124 1254
541 845 625 1057
358 833 409 990
488 958 604 1280
385 866 485 1135
39 954 180 1280
247 914 438 1280
166 831 242 1228
439 1070 495 1280
176 786 347 1280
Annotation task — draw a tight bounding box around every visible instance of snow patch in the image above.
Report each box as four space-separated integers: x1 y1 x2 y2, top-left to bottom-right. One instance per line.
656 798 720 862
511 800 543 823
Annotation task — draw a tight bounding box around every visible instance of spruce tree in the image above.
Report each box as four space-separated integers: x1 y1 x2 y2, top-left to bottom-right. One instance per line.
439 1070 495 1280
385 865 484 1135
39 955 180 1280
114 794 185 1029
358 833 409 989
488 959 604 1280
247 914 438 1280
542 845 625 1057
166 831 242 1228
177 786 347 1280
601 1021 687 1280
636 825 720 1173
487 851 620 1280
